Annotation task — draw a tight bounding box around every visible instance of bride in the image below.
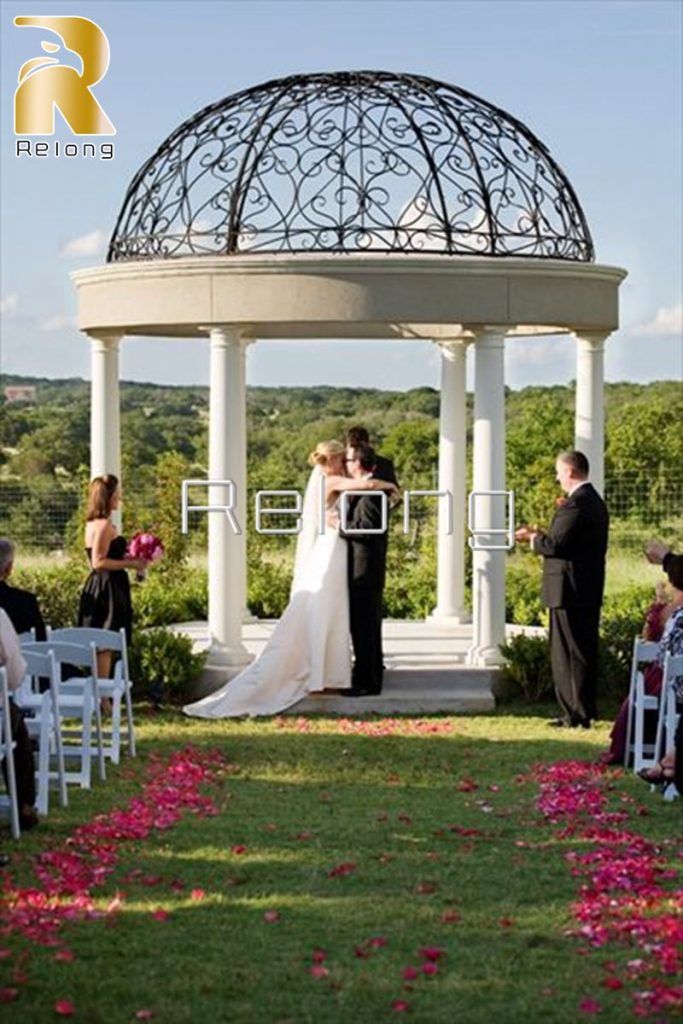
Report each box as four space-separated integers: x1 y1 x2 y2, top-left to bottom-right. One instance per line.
183 440 398 718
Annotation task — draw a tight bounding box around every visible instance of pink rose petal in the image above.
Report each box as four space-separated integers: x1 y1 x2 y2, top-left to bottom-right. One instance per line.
54 999 75 1016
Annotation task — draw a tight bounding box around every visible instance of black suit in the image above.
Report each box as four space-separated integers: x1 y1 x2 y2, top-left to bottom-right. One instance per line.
0 581 46 641
372 453 398 487
533 483 608 725
342 487 389 694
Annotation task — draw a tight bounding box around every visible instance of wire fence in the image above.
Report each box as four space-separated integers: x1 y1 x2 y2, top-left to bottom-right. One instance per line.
1 474 681 554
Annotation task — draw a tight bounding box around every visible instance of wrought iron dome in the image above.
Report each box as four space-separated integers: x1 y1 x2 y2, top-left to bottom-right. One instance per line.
108 71 594 262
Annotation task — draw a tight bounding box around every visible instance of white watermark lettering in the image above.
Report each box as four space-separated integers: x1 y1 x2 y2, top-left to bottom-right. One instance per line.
402 490 453 535
255 490 303 535
181 478 241 535
339 490 388 534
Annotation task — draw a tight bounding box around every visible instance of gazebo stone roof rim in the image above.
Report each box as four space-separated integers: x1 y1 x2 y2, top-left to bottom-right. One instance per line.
108 69 594 264
72 254 626 338
73 254 627 285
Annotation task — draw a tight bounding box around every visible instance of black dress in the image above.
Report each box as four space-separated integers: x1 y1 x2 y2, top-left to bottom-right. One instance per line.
78 535 132 643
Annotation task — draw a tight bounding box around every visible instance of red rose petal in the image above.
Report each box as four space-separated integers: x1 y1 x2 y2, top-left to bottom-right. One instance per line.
54 950 75 963
579 997 602 1014
441 910 461 923
54 999 75 1016
263 910 280 923
392 1000 411 1012
0 988 19 1003
310 965 329 979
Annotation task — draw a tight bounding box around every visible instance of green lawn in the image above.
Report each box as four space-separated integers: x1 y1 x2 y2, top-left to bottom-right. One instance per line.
0 710 679 1024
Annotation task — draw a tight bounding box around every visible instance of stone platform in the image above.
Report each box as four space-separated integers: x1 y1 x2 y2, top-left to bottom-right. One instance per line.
172 620 545 714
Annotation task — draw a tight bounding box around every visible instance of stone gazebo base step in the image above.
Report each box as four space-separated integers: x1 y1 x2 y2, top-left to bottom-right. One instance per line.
173 619 528 713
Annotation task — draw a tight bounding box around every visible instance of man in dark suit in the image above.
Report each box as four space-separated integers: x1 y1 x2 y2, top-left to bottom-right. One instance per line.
345 426 398 487
341 444 390 697
516 451 609 728
0 538 47 641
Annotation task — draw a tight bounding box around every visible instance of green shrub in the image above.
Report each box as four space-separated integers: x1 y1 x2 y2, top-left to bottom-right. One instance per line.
505 565 546 627
598 585 653 698
498 633 553 703
129 627 206 706
12 559 85 628
133 567 208 628
247 556 292 618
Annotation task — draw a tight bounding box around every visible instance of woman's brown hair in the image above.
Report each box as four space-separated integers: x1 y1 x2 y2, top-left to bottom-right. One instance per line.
86 474 119 521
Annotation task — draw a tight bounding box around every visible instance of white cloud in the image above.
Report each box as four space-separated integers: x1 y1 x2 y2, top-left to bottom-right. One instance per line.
60 229 107 257
0 293 19 316
40 313 77 332
629 304 683 337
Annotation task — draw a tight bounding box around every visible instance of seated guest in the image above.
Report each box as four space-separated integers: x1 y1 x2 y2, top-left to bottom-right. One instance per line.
600 579 677 765
0 538 47 640
638 548 683 791
0 607 38 830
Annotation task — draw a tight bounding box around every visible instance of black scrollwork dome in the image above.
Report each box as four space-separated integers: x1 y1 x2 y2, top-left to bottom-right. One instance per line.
108 71 593 262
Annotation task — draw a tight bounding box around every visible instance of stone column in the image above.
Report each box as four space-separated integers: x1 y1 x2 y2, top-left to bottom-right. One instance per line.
89 331 122 528
466 326 507 667
236 338 256 622
207 326 250 665
574 331 609 495
429 338 470 626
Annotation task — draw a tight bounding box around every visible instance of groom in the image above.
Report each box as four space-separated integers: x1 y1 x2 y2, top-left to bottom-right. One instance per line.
342 443 389 697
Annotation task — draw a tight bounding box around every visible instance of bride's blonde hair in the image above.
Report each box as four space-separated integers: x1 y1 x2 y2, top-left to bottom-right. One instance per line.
308 440 345 467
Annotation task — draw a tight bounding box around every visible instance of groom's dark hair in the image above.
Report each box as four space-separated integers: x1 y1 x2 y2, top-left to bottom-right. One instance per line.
345 425 370 447
352 443 376 472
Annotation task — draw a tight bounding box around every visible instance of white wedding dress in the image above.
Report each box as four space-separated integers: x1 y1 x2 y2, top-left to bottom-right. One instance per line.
183 467 351 718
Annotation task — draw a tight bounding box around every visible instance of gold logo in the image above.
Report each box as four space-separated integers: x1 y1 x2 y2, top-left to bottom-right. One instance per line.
14 15 115 136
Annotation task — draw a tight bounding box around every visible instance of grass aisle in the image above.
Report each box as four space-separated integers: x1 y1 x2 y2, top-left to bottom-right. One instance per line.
0 712 680 1024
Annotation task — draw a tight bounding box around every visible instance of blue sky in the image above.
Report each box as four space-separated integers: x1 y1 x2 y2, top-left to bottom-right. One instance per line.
1 0 681 391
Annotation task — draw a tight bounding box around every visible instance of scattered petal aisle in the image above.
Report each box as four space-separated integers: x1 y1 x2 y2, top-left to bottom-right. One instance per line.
0 733 681 1019
0 746 225 1008
534 761 682 1019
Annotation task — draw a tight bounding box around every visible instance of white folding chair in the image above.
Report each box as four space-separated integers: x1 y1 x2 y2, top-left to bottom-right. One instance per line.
21 641 105 788
0 667 21 839
17 628 36 643
653 652 683 770
47 627 136 762
17 649 68 816
624 638 660 772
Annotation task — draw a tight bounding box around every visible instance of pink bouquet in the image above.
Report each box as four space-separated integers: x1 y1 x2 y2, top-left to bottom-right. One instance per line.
127 532 164 580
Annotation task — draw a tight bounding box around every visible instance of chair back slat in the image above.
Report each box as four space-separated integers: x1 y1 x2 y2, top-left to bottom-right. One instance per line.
47 627 124 653
22 650 55 677
22 640 97 671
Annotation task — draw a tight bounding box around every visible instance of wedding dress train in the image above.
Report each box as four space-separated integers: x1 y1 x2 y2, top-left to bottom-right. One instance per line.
183 469 351 718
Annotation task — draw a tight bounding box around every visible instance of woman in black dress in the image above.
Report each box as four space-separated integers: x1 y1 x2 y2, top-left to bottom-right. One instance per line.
78 474 148 679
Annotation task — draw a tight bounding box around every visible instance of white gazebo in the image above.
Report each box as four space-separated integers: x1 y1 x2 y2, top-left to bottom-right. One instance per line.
72 71 626 682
